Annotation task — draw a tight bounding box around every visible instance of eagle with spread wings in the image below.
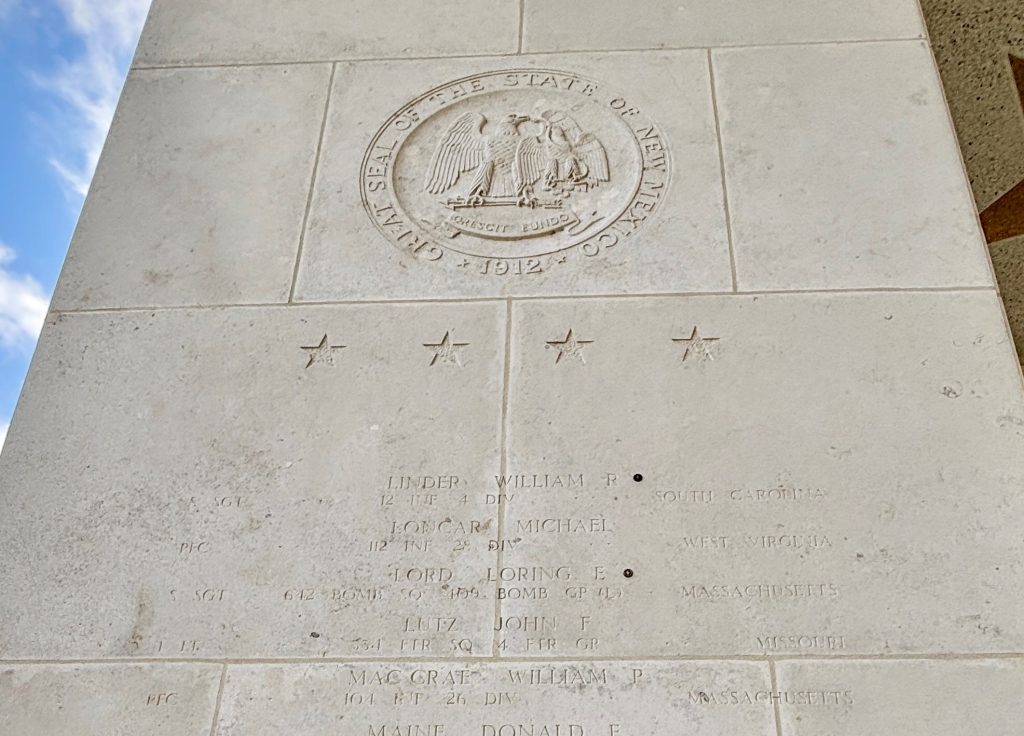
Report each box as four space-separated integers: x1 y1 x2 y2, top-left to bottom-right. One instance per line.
424 110 610 207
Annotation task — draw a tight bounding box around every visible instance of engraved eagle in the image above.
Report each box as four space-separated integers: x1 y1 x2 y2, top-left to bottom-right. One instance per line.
424 110 610 207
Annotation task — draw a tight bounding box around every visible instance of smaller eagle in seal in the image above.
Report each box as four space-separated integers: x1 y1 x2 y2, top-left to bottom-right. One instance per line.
424 110 610 207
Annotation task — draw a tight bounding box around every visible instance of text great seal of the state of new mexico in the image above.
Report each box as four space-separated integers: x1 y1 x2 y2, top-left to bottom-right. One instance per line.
361 69 671 277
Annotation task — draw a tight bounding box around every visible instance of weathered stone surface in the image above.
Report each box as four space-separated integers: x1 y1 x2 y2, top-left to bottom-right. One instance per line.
5 0 1024 733
522 0 924 52
919 0 1024 209
990 235 1024 363
918 0 1024 367
775 659 1024 735
500 292 1024 656
135 0 519 66
0 304 505 658
713 41 991 290
51 64 332 311
295 52 731 301
213 661 776 736
0 664 221 735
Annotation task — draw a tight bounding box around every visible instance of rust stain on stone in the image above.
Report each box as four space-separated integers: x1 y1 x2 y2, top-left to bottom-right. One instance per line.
980 55 1024 244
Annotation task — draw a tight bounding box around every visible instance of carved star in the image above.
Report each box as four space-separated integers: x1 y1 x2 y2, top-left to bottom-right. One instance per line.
423 331 469 366
546 329 593 365
301 334 346 368
673 326 719 363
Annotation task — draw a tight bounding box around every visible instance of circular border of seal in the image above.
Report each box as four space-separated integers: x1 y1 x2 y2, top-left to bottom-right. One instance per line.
360 68 672 278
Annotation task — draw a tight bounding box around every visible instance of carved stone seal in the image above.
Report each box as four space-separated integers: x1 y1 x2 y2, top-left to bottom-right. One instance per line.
361 69 670 277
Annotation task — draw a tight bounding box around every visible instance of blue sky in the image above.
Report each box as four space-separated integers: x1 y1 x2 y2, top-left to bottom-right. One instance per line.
0 0 150 446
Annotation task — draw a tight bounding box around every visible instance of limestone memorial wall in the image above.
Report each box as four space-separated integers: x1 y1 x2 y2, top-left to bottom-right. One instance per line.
2 1 1024 734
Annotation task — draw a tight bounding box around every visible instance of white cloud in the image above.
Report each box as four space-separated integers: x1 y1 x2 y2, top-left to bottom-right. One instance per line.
39 0 152 197
0 422 7 450
0 242 48 347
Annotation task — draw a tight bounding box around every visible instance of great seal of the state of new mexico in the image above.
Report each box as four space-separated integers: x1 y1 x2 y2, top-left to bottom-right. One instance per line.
360 69 671 277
